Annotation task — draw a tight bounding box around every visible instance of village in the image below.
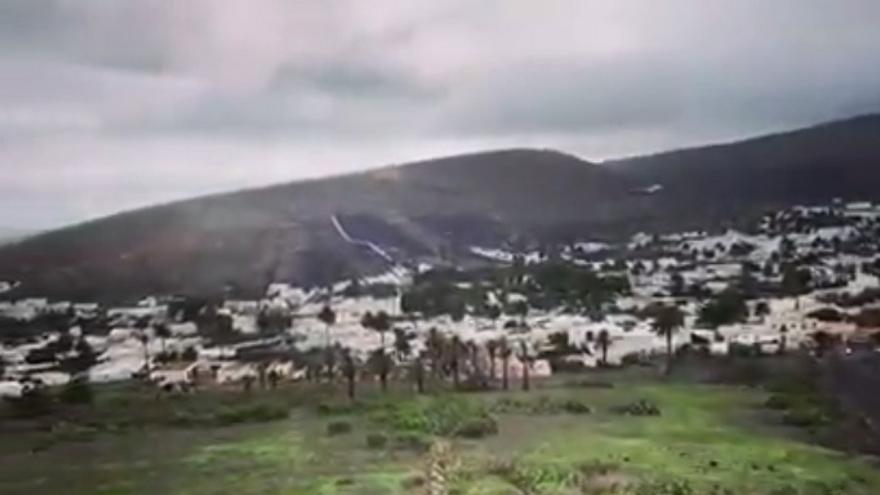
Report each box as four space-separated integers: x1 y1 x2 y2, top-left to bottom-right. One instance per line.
2 200 879 401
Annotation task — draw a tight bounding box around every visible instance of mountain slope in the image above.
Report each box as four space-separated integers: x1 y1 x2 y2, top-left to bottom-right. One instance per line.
608 114 880 224
1 115 879 301
0 149 639 301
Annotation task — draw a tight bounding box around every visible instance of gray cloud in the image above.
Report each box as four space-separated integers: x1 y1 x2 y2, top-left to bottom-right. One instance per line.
1 0 880 229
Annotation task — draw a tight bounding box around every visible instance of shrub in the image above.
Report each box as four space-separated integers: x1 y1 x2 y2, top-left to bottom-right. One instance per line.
393 432 431 451
492 396 592 415
454 417 499 438
59 378 93 405
764 394 792 410
168 402 288 427
316 401 360 415
327 420 353 435
610 399 661 416
365 433 387 449
4 387 53 418
560 399 592 414
782 408 830 428
378 396 497 438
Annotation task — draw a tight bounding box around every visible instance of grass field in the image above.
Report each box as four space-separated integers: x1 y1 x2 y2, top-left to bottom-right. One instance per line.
1 365 879 495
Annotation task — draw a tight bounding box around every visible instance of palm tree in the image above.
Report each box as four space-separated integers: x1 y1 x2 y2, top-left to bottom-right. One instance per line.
597 329 611 366
135 328 151 373
412 351 426 393
341 348 357 400
372 311 391 348
486 339 499 381
425 327 446 379
499 337 511 391
449 335 463 389
317 305 336 348
652 304 685 375
517 340 532 391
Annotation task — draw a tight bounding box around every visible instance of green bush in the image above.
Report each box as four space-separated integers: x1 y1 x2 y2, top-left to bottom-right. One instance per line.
327 420 353 435
4 387 53 418
491 396 592 415
454 417 499 438
560 399 592 414
610 399 661 416
316 401 361 415
782 408 830 428
764 394 792 410
378 396 497 438
59 378 93 405
168 402 288 427
393 432 431 451
214 403 288 425
365 433 387 449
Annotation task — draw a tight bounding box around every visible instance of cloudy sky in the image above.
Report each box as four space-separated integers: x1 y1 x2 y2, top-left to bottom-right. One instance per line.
2 0 880 230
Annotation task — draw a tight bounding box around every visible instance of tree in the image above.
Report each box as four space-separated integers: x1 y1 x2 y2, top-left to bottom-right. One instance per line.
324 344 339 382
499 337 512 390
668 272 685 297
412 352 426 393
61 337 97 379
318 305 337 347
486 339 499 381
517 340 532 391
510 299 529 327
449 335 463 389
781 264 811 308
136 329 151 373
368 347 391 392
153 322 171 355
754 301 771 320
698 290 748 328
341 348 357 400
652 304 685 375
393 327 412 362
449 298 466 322
596 329 611 366
425 327 446 379
811 330 834 357
372 311 392 348
778 324 789 354
486 304 502 327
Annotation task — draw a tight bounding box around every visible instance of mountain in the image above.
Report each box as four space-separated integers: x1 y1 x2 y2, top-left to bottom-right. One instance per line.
0 228 33 246
1 115 879 301
0 150 642 301
607 114 880 226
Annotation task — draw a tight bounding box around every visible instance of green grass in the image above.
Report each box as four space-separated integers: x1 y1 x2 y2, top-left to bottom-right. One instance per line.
1 370 879 494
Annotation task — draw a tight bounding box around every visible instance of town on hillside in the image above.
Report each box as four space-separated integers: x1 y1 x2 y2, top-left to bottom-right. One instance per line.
3 199 879 398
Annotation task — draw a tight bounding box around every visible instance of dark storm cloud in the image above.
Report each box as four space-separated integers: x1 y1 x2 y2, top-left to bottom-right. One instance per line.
1 1 879 228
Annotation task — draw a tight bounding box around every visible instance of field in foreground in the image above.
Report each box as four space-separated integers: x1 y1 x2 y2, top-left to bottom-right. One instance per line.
1 365 879 495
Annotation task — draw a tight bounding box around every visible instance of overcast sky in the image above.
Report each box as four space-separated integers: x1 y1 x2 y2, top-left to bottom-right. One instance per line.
2 0 880 229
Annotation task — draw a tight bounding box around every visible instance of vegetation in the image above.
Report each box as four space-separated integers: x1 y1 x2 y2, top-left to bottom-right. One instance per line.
651 304 685 374
1 364 878 494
